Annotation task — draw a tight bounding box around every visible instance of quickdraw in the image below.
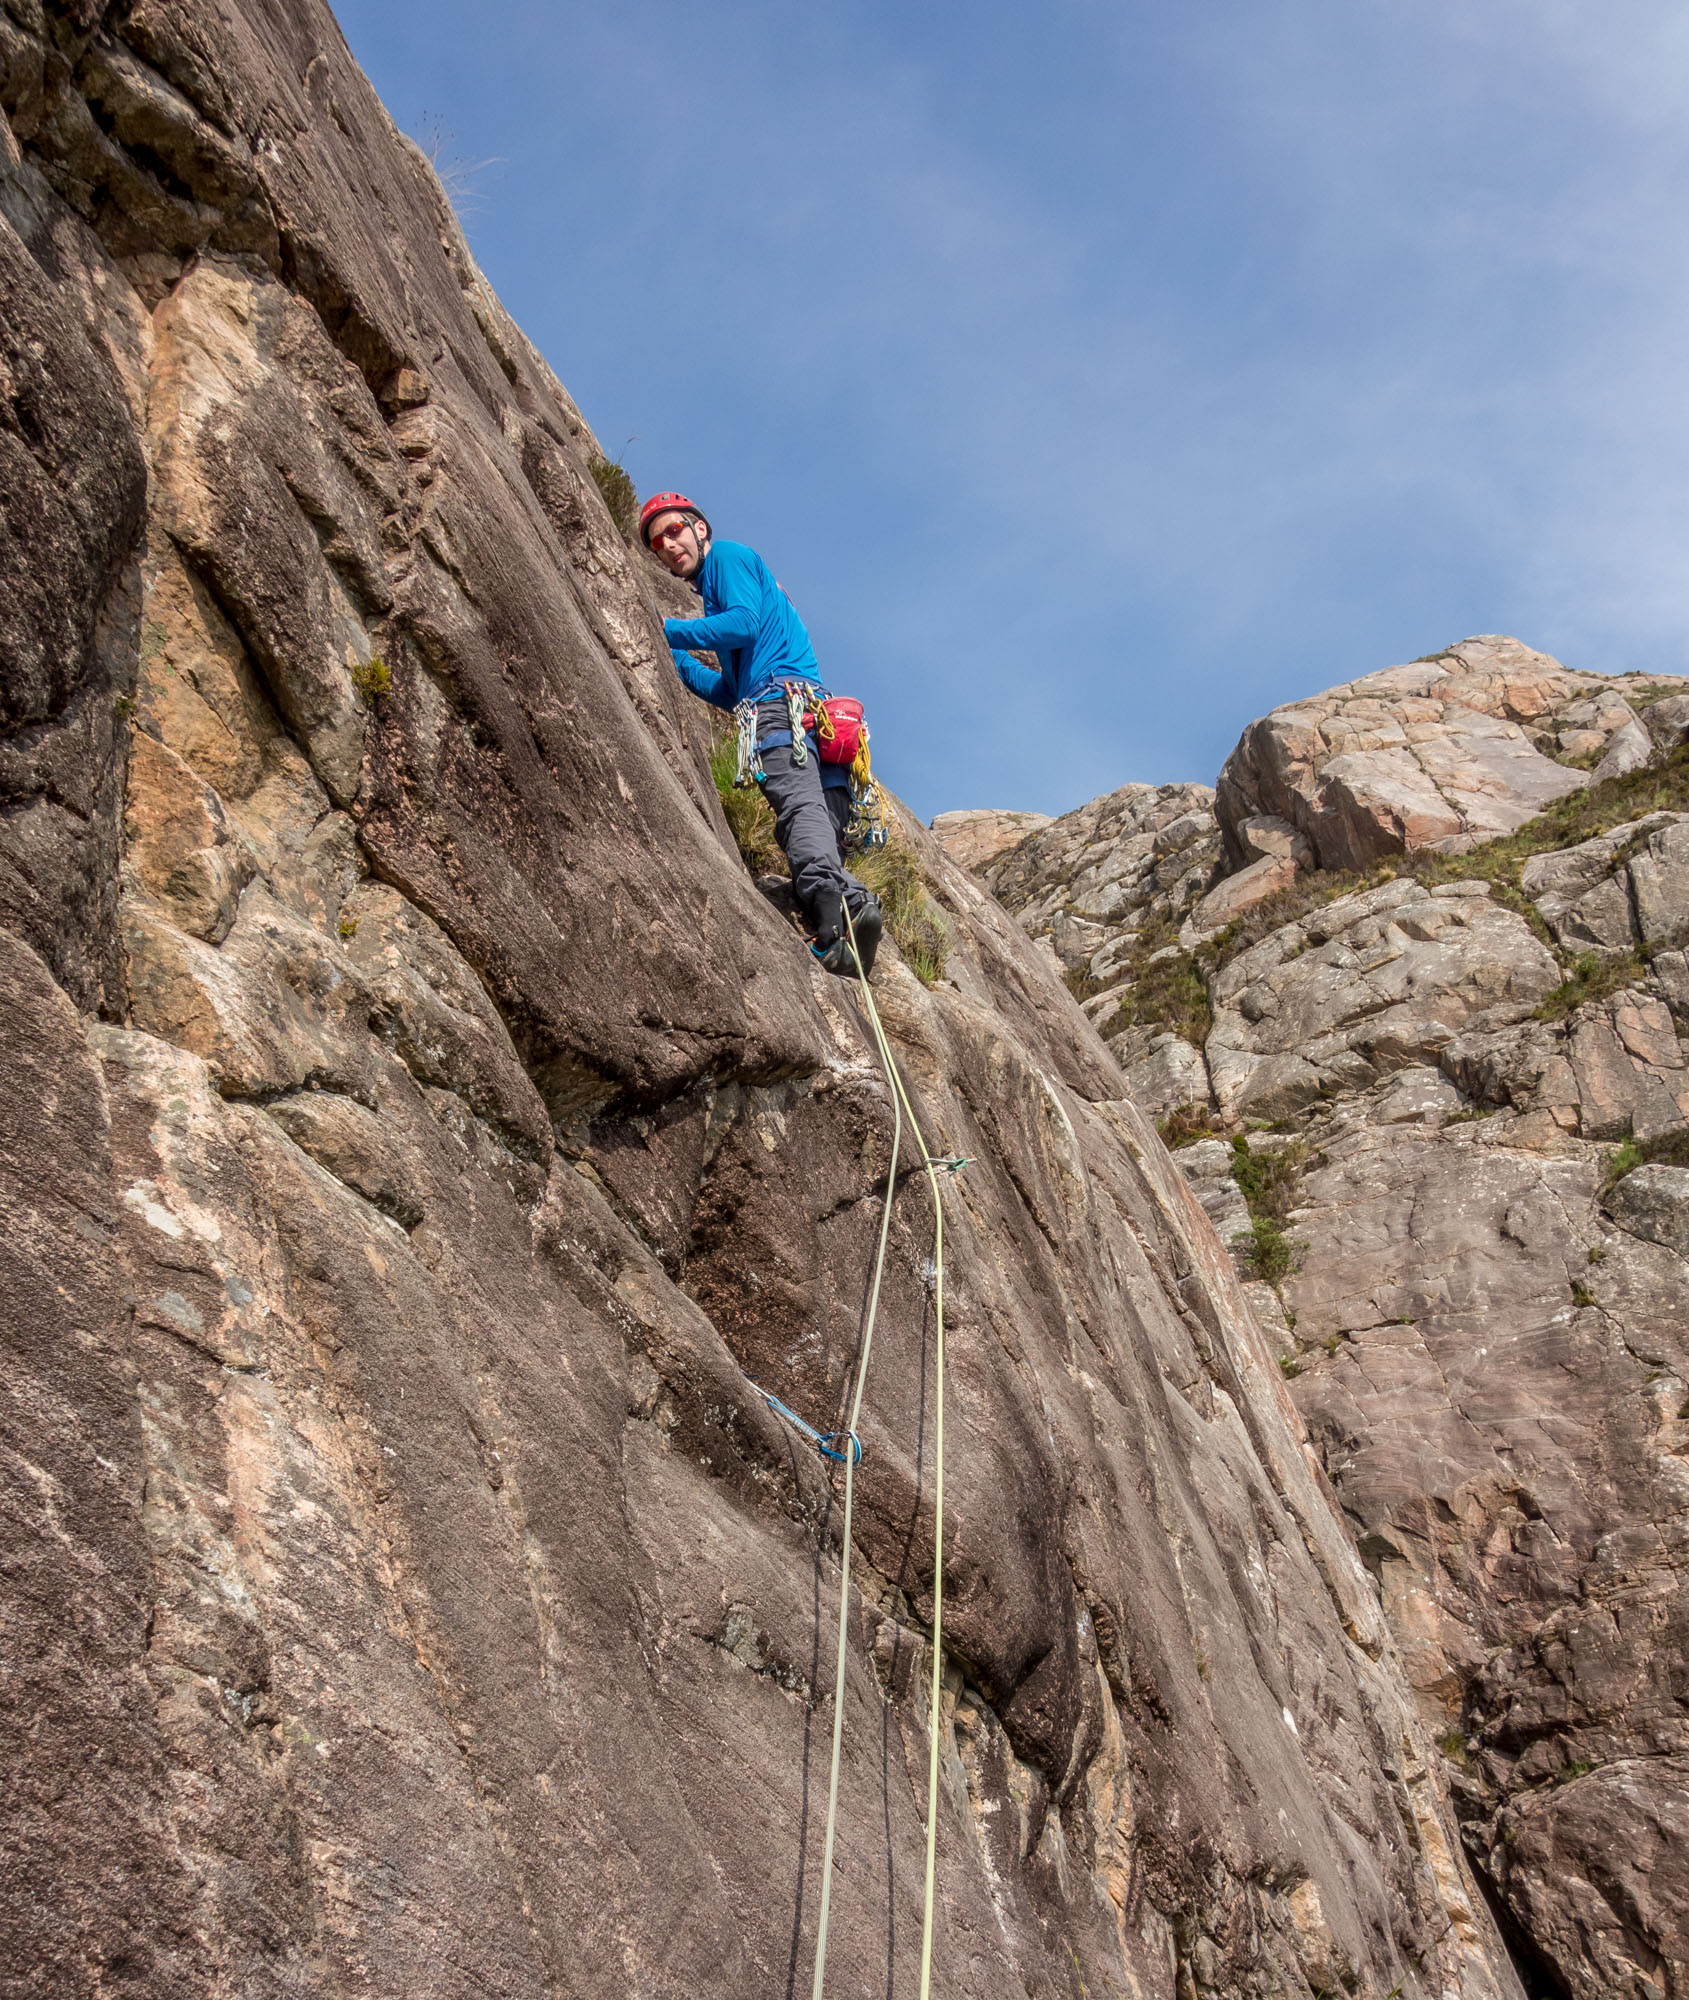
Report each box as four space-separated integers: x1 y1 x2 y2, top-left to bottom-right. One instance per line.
845 744 891 853
746 1379 863 1466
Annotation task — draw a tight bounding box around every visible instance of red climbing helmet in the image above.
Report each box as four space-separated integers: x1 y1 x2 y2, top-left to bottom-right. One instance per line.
638 491 711 547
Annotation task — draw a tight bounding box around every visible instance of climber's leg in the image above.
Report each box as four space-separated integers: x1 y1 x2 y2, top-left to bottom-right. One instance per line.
759 743 855 939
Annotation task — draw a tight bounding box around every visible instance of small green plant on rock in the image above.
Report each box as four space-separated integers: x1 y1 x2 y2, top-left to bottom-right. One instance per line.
1157 1103 1220 1149
350 654 391 702
589 455 639 541
1229 1133 1306 1290
1278 1355 1303 1379
1604 1128 1689 1191
1104 937 1214 1045
1239 1214 1302 1287
1534 949 1652 1023
1063 962 1114 1004
853 839 951 987
337 914 358 940
708 725 786 877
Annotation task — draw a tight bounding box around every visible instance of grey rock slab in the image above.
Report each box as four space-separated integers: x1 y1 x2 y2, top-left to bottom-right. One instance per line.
1189 852 1296 930
1643 691 1689 747
1590 715 1654 783
1545 870 1638 952
984 781 1222 976
1605 1163 1689 1257
929 808 1053 872
1627 819 1689 949
1208 883 1558 1118
1119 1031 1210 1119
1214 636 1613 872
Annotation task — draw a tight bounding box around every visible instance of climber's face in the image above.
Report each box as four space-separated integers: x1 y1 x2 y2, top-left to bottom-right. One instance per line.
647 511 707 578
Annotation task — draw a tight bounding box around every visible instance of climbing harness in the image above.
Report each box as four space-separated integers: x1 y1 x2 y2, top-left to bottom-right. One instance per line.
747 1380 863 1466
730 684 890 855
807 898 954 2000
730 681 820 788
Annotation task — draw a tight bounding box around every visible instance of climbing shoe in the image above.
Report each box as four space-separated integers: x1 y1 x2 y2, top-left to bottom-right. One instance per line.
808 896 883 980
847 895 883 979
810 935 856 977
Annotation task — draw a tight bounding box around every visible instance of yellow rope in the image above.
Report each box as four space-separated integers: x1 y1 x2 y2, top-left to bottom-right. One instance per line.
836 903 949 2000
809 959 903 2000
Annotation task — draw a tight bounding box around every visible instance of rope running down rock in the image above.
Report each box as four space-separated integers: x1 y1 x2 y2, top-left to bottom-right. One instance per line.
807 934 903 2000
806 900 951 2000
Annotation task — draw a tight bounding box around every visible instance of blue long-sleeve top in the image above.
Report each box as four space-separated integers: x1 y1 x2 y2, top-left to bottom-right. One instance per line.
664 539 822 713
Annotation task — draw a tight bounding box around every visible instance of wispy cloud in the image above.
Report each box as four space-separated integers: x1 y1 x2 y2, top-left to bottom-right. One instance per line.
338 0 1689 814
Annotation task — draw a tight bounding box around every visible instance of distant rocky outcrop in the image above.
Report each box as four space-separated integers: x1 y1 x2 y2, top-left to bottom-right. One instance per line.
0 7 1524 2000
927 806 1052 871
942 640 1689 2000
1215 634 1663 874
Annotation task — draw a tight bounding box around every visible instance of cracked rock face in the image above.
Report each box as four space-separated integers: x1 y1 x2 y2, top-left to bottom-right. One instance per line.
0 7 1521 2000
1206 878 1558 1121
958 650 1689 1997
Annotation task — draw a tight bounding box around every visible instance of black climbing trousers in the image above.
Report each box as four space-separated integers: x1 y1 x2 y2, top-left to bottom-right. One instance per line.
757 743 869 944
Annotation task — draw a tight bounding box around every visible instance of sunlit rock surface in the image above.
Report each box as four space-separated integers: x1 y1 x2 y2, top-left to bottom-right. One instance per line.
0 6 1524 1999
970 643 1689 2000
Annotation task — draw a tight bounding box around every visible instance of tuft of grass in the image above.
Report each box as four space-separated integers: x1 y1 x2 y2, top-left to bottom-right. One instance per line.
1230 1134 1306 1289
1534 949 1652 1022
1570 1279 1596 1309
1278 1355 1303 1379
853 840 951 986
1442 1105 1493 1128
1437 1726 1468 1758
1603 1127 1689 1192
1102 923 1217 1046
589 456 639 542
1229 1134 1306 1222
708 725 787 877
1157 1103 1221 1149
1554 1759 1593 1785
1063 963 1115 1004
337 914 358 941
1238 1214 1302 1287
350 655 391 702
1627 681 1689 713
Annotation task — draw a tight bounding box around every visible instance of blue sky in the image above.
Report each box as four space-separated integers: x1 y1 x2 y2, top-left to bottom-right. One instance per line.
333 0 1689 820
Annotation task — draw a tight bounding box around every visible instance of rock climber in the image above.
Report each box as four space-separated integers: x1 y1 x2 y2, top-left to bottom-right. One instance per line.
641 492 882 978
